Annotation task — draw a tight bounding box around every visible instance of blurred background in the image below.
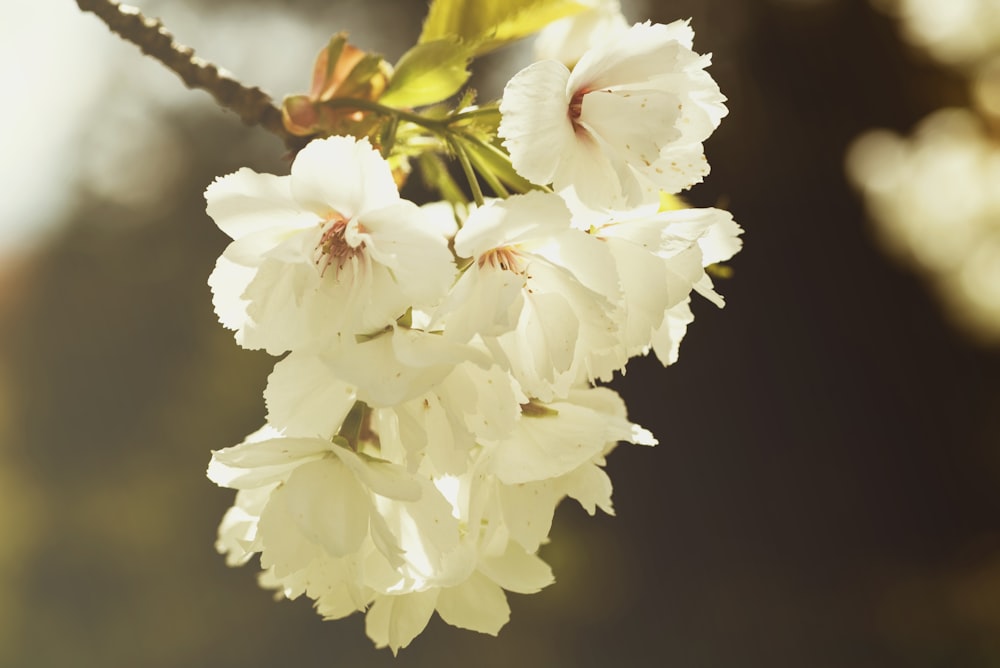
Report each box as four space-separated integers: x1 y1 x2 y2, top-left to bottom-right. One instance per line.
3 0 1000 665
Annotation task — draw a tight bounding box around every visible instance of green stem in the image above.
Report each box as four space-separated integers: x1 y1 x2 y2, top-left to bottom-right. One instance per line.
450 105 502 125
321 97 448 132
459 133 509 198
450 138 485 207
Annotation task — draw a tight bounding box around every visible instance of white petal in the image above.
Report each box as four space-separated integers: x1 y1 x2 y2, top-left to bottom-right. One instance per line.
478 543 555 594
435 262 526 340
289 136 399 216
284 457 371 557
697 209 744 264
496 478 560 552
265 353 357 439
499 60 575 186
332 446 423 502
563 463 615 516
488 403 605 484
205 167 314 240
257 484 323 578
208 254 253 335
207 436 329 489
534 0 629 65
365 590 439 653
358 200 457 307
436 572 510 635
650 298 694 366
454 192 572 259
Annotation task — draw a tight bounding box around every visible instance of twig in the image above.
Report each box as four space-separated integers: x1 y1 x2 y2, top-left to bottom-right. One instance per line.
76 0 300 150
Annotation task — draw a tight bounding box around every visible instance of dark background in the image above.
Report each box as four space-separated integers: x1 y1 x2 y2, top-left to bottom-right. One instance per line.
2 0 999 666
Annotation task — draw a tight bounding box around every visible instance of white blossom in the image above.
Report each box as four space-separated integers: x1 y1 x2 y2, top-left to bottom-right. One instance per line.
435 192 621 400
499 20 728 210
566 195 742 360
206 136 456 355
204 6 739 651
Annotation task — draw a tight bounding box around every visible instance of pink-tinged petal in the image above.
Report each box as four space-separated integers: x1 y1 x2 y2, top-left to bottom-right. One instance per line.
365 590 439 654
290 136 399 217
205 168 315 240
436 572 510 635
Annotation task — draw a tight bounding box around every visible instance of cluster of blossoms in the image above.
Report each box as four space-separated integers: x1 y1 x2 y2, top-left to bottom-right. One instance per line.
205 0 740 652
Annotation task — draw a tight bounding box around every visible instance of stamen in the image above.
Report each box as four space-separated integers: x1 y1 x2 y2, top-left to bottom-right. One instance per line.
478 247 525 274
315 211 363 276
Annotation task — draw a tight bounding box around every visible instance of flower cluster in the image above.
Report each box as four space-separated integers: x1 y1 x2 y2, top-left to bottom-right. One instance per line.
206 2 740 653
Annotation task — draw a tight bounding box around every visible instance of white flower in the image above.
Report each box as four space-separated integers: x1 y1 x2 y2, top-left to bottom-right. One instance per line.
263 325 491 442
364 538 553 653
499 20 728 209
208 430 423 573
371 361 524 475
205 136 456 355
533 0 629 66
435 192 621 401
567 195 742 358
482 385 655 486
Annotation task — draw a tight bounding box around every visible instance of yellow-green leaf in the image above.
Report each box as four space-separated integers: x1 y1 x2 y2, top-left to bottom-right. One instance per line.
380 39 474 108
419 0 586 56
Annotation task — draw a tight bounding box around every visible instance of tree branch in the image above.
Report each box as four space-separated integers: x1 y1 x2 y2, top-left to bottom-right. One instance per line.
76 0 302 151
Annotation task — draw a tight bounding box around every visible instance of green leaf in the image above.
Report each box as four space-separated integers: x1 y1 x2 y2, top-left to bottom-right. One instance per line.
380 39 474 108
418 152 468 207
459 133 538 195
419 0 586 56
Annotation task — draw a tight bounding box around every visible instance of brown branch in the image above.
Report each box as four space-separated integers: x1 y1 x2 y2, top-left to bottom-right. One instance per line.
76 0 301 150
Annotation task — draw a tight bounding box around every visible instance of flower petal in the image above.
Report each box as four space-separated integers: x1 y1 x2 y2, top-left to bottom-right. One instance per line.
365 590 439 654
436 572 511 635
290 136 399 216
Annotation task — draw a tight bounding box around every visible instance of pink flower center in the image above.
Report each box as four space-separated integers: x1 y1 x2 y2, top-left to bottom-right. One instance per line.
568 87 591 133
478 247 525 274
316 211 363 276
